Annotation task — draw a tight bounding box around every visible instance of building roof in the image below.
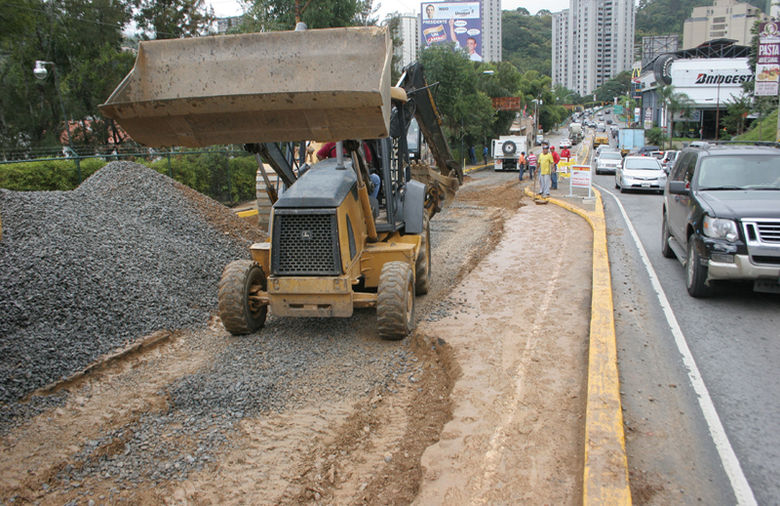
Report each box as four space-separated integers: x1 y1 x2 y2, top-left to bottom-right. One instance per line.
677 38 751 59
643 38 750 72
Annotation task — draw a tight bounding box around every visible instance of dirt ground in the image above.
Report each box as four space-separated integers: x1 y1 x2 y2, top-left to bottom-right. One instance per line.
0 172 593 504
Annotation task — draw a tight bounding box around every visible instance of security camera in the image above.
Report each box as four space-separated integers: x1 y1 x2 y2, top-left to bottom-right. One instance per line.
33 61 49 80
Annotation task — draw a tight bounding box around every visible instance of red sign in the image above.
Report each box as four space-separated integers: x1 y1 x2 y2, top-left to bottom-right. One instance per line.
491 97 523 111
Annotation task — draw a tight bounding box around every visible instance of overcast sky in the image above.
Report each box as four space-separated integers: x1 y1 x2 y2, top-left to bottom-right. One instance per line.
207 0 572 20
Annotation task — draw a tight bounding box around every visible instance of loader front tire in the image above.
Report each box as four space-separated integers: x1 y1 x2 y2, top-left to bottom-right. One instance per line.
415 216 431 295
377 261 415 341
218 260 267 335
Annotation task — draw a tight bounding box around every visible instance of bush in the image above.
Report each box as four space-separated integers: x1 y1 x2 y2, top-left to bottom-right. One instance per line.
0 158 106 191
645 127 666 147
1 151 257 204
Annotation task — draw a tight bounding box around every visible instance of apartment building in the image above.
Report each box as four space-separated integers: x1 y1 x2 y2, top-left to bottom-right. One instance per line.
394 14 420 69
552 0 635 96
683 0 766 49
481 0 502 63
552 10 572 90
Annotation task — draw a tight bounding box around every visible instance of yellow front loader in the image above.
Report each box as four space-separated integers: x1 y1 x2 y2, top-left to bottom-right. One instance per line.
100 26 461 340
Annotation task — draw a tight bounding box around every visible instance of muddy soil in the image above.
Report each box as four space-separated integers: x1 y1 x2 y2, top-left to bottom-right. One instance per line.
0 172 592 504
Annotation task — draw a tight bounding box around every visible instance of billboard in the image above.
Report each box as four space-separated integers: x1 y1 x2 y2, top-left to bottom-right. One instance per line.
420 1 482 62
669 58 753 106
756 21 780 96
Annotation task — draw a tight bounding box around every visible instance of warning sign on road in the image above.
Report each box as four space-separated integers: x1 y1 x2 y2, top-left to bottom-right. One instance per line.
569 165 592 198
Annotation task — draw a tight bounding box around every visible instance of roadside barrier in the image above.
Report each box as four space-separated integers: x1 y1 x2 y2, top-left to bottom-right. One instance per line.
522 185 632 505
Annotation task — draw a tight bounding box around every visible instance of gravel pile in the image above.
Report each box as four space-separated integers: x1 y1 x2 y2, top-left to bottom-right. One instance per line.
0 162 262 411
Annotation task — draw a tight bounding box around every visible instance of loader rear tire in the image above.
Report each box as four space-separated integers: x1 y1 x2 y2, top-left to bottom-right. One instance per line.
218 260 267 335
377 261 415 341
415 215 431 295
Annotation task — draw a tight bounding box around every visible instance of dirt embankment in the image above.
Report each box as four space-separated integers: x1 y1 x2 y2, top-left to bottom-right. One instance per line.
0 173 592 504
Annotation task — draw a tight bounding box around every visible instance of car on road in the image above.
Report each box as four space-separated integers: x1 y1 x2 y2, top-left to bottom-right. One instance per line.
661 142 780 296
594 144 613 155
559 138 572 149
615 156 666 193
634 145 660 157
661 150 679 172
594 150 623 175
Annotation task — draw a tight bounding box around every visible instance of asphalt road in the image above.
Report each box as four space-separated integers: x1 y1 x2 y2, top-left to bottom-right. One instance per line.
580 123 780 504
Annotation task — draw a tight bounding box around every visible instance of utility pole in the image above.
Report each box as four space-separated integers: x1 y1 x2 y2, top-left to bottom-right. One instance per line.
715 81 721 141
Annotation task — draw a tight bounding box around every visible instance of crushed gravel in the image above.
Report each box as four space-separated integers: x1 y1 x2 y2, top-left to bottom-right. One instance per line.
0 162 260 423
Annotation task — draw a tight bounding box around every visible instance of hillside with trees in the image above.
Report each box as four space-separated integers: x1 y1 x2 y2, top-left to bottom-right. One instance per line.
502 9 552 77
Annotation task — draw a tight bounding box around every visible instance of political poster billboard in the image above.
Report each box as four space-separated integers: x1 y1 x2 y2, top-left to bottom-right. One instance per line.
756 21 780 96
420 1 482 62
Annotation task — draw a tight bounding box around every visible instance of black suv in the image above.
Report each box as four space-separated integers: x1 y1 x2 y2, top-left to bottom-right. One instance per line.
661 142 780 297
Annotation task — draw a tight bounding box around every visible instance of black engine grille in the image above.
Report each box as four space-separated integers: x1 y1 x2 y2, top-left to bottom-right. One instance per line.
271 210 341 275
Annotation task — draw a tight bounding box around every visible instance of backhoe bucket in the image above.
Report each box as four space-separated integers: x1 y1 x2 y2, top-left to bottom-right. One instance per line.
99 27 392 147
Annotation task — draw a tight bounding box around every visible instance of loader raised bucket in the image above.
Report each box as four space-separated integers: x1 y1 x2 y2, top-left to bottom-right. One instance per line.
99 27 392 147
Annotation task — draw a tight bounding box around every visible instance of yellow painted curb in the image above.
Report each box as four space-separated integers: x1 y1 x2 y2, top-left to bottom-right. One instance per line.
236 209 259 218
464 163 492 174
522 186 631 505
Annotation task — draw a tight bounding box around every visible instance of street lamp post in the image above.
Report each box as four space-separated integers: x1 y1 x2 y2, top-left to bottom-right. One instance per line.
532 97 543 145
33 60 73 151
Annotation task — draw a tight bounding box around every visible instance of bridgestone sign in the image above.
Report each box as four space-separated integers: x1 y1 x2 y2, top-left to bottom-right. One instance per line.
693 73 754 85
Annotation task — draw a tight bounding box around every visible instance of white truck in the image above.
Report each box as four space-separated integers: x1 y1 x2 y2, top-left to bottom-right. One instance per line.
491 135 528 171
568 122 583 145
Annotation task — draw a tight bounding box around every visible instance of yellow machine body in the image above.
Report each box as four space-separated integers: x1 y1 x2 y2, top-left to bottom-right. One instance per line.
249 187 419 318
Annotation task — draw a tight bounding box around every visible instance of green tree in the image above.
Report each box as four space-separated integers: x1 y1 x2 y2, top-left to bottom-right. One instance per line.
0 0 133 153
517 70 563 132
594 71 631 103
656 85 694 148
646 127 666 146
241 0 372 31
553 84 580 105
723 93 751 135
418 44 494 157
477 61 523 140
501 10 552 77
383 13 407 83
132 0 215 39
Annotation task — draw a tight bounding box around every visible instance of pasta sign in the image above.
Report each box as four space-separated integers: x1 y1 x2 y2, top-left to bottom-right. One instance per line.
421 1 483 62
756 21 780 96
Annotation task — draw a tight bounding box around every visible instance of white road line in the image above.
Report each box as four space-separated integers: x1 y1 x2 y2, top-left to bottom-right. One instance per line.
596 184 757 506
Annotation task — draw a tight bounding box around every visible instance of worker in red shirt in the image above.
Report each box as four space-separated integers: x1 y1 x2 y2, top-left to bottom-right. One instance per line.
550 146 561 190
315 141 379 198
316 141 373 165
560 146 571 160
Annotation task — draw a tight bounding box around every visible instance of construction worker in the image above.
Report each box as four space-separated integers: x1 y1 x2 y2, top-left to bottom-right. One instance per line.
538 145 555 197
550 146 560 190
518 151 526 180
